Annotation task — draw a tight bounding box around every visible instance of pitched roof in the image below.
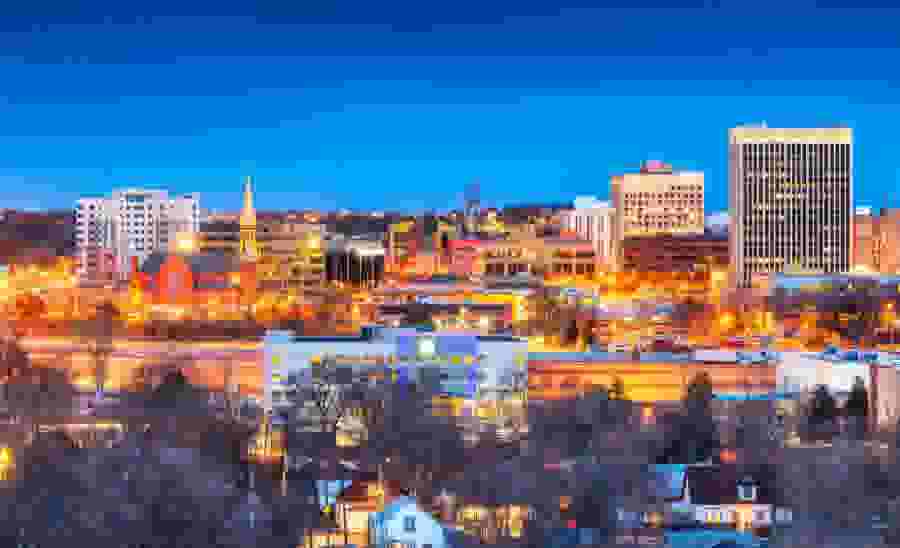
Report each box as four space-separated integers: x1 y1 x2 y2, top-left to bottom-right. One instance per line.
377 496 422 522
684 465 777 506
140 251 243 276
336 479 408 503
294 459 366 482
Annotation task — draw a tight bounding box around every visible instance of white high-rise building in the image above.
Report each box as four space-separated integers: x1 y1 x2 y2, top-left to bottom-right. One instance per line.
74 188 200 280
729 126 853 288
560 196 615 271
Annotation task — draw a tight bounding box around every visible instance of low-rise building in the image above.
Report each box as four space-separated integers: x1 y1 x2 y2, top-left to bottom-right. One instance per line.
375 302 513 333
199 217 326 292
262 327 528 414
326 236 386 288
448 236 597 280
131 251 257 317
853 207 900 274
370 496 450 548
665 465 788 538
622 232 728 274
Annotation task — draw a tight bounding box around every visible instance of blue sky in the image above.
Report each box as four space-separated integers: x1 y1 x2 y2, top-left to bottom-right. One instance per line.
1 1 900 213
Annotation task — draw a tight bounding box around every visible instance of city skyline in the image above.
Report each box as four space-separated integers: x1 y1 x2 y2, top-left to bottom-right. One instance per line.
2 3 900 212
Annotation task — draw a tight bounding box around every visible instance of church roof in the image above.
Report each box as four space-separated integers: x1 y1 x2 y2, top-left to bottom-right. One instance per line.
140 251 243 276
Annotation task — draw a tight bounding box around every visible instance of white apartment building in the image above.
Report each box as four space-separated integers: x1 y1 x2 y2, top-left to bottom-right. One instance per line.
74 189 200 280
560 196 615 271
729 126 853 288
610 161 705 268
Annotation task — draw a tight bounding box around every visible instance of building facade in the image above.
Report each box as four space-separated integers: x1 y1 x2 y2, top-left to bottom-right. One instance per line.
262 327 528 413
448 236 597 280
386 219 419 274
729 126 853 288
74 189 200 281
197 184 326 292
622 233 729 274
132 251 256 315
325 237 386 288
611 161 705 269
559 196 615 271
853 207 900 274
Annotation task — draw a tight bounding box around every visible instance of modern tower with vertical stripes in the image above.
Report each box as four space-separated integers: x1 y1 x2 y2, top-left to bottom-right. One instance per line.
729 126 853 288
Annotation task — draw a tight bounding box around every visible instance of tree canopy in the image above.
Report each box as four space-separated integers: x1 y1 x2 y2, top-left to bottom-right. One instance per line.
844 377 868 418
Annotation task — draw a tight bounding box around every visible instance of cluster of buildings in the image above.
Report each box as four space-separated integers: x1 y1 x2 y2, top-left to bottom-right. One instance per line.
52 124 884 306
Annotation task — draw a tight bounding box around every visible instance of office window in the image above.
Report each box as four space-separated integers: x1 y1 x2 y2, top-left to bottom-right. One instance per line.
404 516 416 532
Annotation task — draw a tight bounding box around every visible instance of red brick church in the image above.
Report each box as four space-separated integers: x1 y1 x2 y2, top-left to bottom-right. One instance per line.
130 177 260 311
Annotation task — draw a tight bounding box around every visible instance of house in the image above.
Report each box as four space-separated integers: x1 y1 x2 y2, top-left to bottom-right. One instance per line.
370 496 449 548
434 456 567 544
664 528 762 548
667 465 791 537
334 478 410 546
289 457 367 510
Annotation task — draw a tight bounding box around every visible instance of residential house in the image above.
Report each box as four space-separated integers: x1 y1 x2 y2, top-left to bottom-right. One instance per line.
667 465 791 538
335 478 409 546
370 496 449 548
434 456 582 545
289 457 366 510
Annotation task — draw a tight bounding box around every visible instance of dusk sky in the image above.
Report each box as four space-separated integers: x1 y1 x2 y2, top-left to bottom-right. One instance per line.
2 1 900 213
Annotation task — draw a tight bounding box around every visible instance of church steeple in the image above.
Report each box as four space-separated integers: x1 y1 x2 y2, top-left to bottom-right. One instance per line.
239 176 258 261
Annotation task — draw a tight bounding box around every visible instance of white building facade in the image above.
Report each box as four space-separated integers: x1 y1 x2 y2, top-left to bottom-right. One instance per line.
74 189 200 280
560 196 615 271
370 497 448 548
262 327 528 414
610 162 705 268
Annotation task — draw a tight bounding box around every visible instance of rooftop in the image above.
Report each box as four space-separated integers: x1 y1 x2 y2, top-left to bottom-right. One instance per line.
139 251 243 276
265 326 527 345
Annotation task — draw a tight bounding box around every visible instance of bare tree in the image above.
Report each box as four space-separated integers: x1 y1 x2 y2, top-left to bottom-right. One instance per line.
303 357 358 433
777 444 886 547
0 437 313 548
4 365 77 436
84 300 118 400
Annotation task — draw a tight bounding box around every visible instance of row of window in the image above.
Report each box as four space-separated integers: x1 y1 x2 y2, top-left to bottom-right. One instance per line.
702 509 770 523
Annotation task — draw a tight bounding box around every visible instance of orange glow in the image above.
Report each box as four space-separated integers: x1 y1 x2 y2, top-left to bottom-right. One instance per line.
720 449 737 463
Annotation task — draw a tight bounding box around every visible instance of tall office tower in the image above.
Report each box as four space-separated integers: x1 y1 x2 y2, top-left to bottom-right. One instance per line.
729 126 853 288
74 189 200 281
610 161 705 269
560 196 615 271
